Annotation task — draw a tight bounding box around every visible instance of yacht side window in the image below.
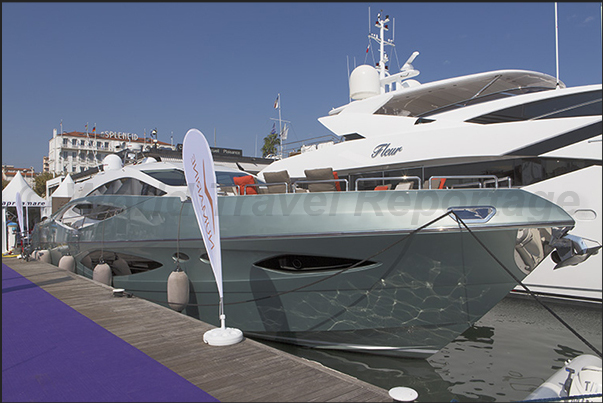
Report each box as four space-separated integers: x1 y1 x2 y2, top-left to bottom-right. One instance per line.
141 169 188 187
88 178 166 197
467 90 602 124
56 201 124 229
216 171 265 186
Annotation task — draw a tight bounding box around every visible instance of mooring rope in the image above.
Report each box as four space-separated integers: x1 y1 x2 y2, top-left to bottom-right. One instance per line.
450 211 602 358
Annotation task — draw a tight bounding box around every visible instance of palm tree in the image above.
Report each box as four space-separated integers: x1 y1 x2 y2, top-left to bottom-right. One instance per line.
261 124 279 158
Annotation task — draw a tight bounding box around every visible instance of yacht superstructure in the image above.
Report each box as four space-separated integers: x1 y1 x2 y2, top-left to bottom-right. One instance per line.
261 12 602 302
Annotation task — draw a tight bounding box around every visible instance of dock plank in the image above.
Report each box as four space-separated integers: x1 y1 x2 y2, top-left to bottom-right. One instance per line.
3 257 390 402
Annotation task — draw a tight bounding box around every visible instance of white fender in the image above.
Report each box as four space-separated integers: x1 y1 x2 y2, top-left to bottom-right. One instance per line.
93 263 112 286
38 249 52 264
58 255 76 272
167 270 189 312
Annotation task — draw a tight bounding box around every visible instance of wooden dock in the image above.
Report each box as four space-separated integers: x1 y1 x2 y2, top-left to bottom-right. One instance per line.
3 256 391 402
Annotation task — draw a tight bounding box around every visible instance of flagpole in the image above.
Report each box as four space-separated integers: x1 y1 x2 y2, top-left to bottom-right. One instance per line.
93 123 97 162
555 2 560 88
277 93 282 159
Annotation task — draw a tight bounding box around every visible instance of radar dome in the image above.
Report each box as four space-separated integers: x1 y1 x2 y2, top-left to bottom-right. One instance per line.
349 65 380 100
102 154 123 171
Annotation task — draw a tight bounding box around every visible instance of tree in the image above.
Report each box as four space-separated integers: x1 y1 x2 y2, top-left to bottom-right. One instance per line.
2 179 9 190
262 125 279 158
33 172 55 198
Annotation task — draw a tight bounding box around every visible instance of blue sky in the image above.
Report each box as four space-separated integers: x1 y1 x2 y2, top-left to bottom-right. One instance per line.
3 2 602 173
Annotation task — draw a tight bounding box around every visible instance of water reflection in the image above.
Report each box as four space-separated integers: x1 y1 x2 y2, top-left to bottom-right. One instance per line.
255 295 602 402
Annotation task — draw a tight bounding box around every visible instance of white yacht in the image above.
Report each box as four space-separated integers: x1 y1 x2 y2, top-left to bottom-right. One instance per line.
261 11 602 303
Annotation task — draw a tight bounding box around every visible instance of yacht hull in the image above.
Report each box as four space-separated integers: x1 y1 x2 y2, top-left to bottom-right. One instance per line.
32 189 576 357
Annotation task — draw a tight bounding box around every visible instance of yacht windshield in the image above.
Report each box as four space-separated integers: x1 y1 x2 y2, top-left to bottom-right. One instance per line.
141 169 187 186
216 171 265 185
88 178 167 197
56 201 124 229
141 168 262 187
374 71 559 117
376 85 554 117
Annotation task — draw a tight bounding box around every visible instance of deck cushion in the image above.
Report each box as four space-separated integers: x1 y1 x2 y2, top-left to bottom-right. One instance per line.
263 170 290 193
233 175 257 195
304 168 337 192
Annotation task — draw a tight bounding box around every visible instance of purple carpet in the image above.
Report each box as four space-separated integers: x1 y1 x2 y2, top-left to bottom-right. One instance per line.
2 263 219 402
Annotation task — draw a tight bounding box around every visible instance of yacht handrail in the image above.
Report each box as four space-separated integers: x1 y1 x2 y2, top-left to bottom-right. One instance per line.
243 183 272 194
484 176 512 188
292 178 349 192
428 175 500 189
230 175 512 194
217 183 240 195
262 182 290 193
355 176 422 190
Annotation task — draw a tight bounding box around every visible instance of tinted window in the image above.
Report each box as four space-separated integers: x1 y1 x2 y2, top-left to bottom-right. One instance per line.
142 169 187 186
216 171 265 185
467 90 602 124
89 178 166 197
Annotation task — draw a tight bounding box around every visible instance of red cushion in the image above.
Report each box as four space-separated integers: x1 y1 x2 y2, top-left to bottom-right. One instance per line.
333 171 342 191
374 185 390 191
233 175 257 195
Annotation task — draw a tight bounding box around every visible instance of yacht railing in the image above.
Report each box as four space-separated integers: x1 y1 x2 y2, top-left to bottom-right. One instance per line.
220 175 512 195
485 176 512 188
354 176 422 190
262 182 290 193
243 183 271 194
427 175 507 189
292 179 349 192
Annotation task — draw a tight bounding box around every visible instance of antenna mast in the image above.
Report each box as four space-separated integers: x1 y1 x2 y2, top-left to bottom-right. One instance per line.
369 10 397 95
369 11 393 81
555 2 560 88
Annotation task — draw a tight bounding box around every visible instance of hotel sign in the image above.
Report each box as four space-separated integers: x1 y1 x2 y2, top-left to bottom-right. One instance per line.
100 131 139 141
211 147 243 157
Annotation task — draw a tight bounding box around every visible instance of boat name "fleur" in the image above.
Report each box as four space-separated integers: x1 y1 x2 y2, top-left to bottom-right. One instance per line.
371 143 403 158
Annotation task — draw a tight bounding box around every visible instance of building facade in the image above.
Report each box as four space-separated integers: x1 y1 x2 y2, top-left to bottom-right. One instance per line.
46 128 174 175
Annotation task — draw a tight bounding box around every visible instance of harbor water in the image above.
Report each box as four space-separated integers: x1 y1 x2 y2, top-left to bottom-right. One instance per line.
257 294 602 402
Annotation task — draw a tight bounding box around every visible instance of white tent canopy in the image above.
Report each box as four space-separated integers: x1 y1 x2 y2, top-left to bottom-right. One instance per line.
48 174 74 216
2 172 47 253
2 172 47 207
51 174 74 198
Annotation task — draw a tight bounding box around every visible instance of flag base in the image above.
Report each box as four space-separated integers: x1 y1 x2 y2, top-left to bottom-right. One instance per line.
203 327 243 346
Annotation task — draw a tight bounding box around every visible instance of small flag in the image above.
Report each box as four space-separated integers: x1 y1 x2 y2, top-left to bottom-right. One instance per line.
85 123 88 131
366 44 369 53
280 125 288 141
92 125 96 133
274 94 279 109
270 123 276 135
